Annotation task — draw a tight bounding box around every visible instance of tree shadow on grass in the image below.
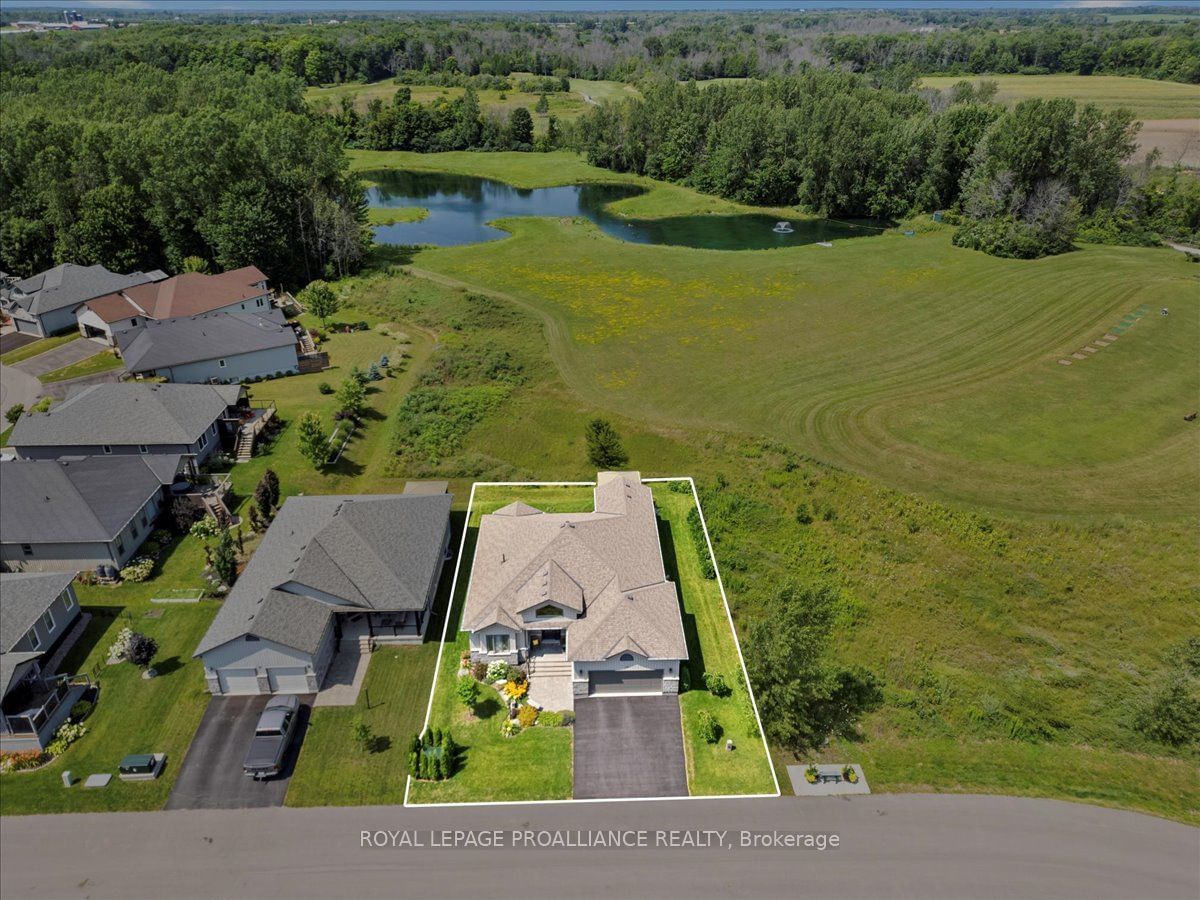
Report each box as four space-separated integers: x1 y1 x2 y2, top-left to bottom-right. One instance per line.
370 735 392 754
473 696 502 720
152 656 183 677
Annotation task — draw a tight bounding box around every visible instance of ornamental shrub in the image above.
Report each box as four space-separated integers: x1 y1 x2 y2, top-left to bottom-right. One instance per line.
471 661 489 682
696 710 721 744
47 721 87 757
500 718 521 738
318 382 333 395
70 700 94 721
517 705 539 728
703 672 732 698
119 557 154 583
539 710 563 727
125 632 159 668
485 661 510 682
457 675 480 710
189 515 223 541
107 627 134 662
504 680 528 702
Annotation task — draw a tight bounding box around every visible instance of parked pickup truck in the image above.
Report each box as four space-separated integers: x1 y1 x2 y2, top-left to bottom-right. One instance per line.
243 695 300 780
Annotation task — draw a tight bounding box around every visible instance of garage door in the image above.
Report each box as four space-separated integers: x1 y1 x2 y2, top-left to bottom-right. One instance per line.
216 667 260 695
588 669 664 696
14 318 41 335
267 666 310 693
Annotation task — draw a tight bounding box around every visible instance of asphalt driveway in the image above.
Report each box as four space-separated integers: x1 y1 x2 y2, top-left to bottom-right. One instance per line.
166 694 312 810
13 337 104 377
573 695 688 799
0 331 38 355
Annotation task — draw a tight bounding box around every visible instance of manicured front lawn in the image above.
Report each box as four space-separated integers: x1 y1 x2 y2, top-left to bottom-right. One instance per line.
0 595 216 815
652 484 777 797
285 644 439 807
407 487 589 804
39 350 124 383
0 331 79 365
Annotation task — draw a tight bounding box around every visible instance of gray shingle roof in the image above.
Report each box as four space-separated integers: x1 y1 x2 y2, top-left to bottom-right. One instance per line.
4 264 160 316
0 572 75 652
194 492 452 657
9 383 242 449
462 473 689 663
116 308 297 373
1 455 180 544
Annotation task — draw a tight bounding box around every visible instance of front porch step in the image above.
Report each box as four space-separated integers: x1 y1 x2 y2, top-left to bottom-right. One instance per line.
530 659 572 676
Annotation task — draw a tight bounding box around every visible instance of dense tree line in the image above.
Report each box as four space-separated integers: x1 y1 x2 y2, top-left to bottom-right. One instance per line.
577 70 1200 257
2 12 1194 88
0 65 368 282
824 22 1200 84
332 88 554 153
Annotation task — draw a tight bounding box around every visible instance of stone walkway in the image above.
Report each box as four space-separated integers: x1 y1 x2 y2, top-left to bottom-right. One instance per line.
528 673 574 712
313 649 369 707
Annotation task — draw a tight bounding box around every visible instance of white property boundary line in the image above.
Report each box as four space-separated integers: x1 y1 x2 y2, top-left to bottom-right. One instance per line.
403 477 780 808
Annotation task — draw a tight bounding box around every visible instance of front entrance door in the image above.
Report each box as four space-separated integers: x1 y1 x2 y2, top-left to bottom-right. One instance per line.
531 629 564 654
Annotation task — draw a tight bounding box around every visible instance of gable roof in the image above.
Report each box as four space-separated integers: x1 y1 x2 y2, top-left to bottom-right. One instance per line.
0 572 75 652
8 383 242 449
116 308 296 373
5 264 163 316
0 455 180 544
461 473 688 662
104 266 269 321
194 492 452 657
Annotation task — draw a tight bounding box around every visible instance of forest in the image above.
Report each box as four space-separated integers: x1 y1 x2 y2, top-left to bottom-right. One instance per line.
0 64 368 282
1 11 1196 86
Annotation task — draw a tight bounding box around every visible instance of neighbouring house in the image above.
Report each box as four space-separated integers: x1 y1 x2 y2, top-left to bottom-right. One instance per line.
0 454 182 573
76 265 272 345
194 489 453 695
461 472 689 698
0 263 167 337
0 572 89 751
7 382 246 464
114 308 301 383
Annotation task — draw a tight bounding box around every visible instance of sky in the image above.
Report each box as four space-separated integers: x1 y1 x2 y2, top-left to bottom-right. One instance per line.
4 0 1198 13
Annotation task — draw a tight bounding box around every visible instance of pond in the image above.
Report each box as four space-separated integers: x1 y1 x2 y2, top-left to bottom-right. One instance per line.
364 170 881 251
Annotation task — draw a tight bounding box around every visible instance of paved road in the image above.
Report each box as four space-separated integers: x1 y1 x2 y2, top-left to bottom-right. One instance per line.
0 363 42 415
1 795 1195 900
11 337 104 377
574 695 688 799
165 695 312 811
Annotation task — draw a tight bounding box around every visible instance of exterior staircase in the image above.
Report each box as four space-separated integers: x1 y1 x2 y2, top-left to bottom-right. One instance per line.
297 329 316 354
234 428 255 462
201 493 232 527
529 656 571 678
358 635 375 654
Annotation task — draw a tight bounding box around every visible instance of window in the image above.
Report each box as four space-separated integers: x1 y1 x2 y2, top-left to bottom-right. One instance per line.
130 317 138 327
256 297 264 307
26 627 41 651
198 432 209 450
131 525 139 539
62 590 75 611
140 512 148 527
245 635 260 642
101 445 112 455
116 540 125 555
41 609 55 633
210 423 218 435
535 604 563 618
218 359 227 368
485 634 511 654
20 543 33 556
138 444 149 454
620 653 635 662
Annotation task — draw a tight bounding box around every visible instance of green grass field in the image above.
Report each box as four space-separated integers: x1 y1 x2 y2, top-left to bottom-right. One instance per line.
919 74 1200 120
38 350 123 383
367 206 428 225
306 74 597 136
370 152 1197 519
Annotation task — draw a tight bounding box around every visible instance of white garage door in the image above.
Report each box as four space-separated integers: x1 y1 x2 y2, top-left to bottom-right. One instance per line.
216 667 260 694
588 669 664 696
267 666 310 693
